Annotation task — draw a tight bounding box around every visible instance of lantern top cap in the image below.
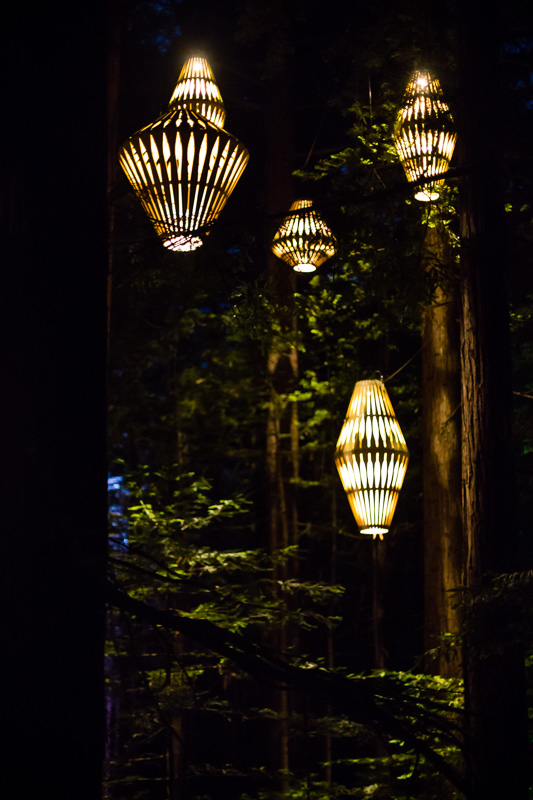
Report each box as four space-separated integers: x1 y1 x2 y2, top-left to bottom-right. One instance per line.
404 69 443 95
397 70 454 121
412 70 432 89
168 55 226 128
289 199 314 211
274 198 333 232
179 55 213 76
354 378 385 388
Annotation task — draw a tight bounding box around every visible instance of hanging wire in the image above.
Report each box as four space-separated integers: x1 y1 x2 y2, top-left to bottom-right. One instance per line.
302 109 328 168
383 345 422 383
384 352 533 399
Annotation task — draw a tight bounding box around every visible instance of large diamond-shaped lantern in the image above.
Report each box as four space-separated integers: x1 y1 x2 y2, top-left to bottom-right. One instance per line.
335 379 409 538
393 70 456 202
272 200 335 273
119 56 249 252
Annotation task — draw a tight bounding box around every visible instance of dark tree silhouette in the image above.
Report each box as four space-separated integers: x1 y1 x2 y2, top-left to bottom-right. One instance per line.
1 6 108 799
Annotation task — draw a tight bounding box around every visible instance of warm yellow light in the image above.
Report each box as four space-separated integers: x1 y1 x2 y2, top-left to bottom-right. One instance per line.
335 379 409 537
272 200 335 272
169 56 226 128
294 263 316 273
163 234 203 252
393 70 456 202
119 56 248 251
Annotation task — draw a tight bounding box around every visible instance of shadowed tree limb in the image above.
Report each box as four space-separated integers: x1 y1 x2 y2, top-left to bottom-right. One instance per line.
107 581 469 795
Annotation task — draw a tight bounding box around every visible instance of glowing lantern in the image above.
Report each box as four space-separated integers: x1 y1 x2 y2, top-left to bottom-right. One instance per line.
393 70 456 202
119 56 249 252
272 199 335 273
335 379 409 538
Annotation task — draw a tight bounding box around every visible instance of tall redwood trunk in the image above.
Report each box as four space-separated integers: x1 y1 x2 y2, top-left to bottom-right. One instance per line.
421 222 463 677
458 4 528 797
265 70 299 794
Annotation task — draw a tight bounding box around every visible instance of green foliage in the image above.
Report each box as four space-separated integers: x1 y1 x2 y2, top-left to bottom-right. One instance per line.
107 1 533 797
110 463 345 630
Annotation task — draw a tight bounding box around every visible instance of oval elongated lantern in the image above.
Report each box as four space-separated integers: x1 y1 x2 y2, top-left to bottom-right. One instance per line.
393 70 456 202
119 56 249 251
272 199 335 273
335 379 409 538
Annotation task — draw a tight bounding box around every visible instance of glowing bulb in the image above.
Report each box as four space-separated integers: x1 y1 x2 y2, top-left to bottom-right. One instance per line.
163 235 203 252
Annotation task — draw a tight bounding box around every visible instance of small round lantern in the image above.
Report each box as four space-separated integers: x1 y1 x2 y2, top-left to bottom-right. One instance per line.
393 70 456 202
271 200 335 273
119 57 249 251
335 379 409 538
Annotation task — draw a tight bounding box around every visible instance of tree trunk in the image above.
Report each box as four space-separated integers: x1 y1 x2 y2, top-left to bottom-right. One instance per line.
422 223 463 677
372 539 387 669
107 0 124 344
167 708 185 800
1 6 108 799
264 68 298 794
458 4 529 797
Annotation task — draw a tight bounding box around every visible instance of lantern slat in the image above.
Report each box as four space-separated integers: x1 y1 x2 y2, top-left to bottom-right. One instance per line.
335 379 409 538
272 199 336 273
393 70 456 202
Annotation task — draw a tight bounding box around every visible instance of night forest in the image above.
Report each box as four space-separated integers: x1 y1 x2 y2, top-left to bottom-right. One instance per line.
3 1 533 800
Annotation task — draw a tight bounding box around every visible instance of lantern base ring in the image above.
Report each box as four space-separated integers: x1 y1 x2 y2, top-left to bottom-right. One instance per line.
294 262 317 273
163 234 203 252
360 526 388 539
414 188 440 202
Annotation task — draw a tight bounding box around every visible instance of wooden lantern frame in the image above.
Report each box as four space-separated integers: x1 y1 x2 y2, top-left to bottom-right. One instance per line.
393 70 456 202
272 200 335 273
119 57 248 251
335 379 409 537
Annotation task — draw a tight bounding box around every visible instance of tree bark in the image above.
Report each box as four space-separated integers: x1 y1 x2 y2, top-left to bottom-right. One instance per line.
264 69 298 794
422 223 463 677
458 4 529 797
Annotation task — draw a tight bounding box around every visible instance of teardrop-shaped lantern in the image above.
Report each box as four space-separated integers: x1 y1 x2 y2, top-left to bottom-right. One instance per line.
119 57 249 251
272 200 335 273
335 379 409 538
393 70 456 202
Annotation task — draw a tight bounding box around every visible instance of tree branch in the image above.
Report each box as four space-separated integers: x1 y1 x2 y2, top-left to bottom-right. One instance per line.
107 580 469 795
